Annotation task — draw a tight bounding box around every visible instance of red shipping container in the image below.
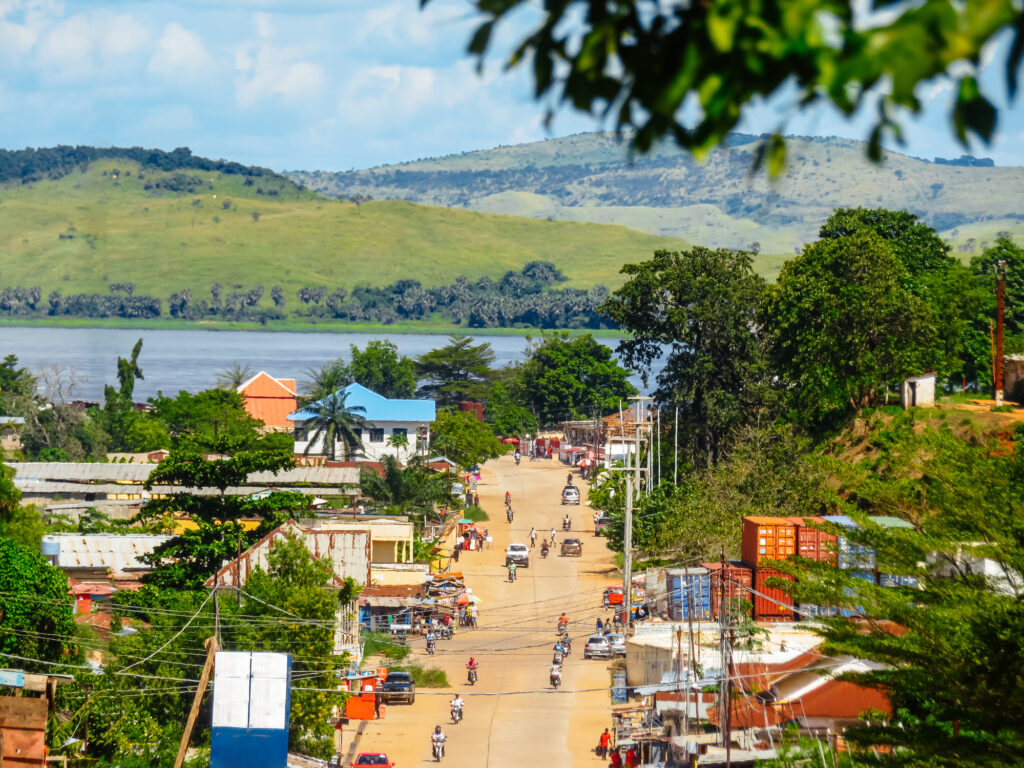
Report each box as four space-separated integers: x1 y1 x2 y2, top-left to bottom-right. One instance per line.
741 516 797 567
701 561 753 620
754 567 794 620
790 516 838 564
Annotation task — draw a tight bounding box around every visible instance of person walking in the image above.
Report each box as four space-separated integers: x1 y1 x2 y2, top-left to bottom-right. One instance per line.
530 527 537 547
598 728 611 759
610 750 622 768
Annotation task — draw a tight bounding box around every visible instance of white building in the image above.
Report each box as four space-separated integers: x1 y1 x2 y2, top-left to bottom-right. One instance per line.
288 383 436 463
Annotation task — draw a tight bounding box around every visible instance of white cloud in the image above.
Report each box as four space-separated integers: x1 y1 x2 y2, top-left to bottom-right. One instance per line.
36 10 148 77
0 0 60 57
254 11 273 39
148 22 210 80
234 40 323 108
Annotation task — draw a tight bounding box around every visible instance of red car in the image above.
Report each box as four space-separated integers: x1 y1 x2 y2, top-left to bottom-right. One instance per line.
604 587 624 606
352 754 395 767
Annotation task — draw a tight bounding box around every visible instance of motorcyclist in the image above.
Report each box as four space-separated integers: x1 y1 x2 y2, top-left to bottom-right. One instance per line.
514 450 521 465
563 513 571 530
558 612 569 630
550 663 562 687
507 506 514 523
466 657 479 683
426 629 437 654
505 491 511 506
432 725 447 758
507 561 517 582
540 538 550 558
450 694 464 721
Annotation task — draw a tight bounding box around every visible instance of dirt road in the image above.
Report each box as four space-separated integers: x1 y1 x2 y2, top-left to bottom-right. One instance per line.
343 453 619 767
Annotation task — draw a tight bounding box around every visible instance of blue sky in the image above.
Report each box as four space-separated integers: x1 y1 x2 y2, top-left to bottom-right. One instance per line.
0 0 1020 171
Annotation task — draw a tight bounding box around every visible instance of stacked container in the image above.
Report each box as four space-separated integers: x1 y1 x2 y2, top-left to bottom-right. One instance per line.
820 514 876 571
790 516 837 564
667 567 711 621
870 516 920 589
740 516 797 621
702 561 753 620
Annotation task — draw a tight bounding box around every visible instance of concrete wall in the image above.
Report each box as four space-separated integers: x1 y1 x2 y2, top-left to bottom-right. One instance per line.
294 420 428 463
370 562 431 586
900 375 936 408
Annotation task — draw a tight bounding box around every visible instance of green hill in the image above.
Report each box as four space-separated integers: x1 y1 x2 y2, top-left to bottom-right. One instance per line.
0 150 690 329
288 132 1024 262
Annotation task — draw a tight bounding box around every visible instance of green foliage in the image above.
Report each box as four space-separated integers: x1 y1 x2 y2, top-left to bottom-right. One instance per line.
214 362 256 390
484 382 539 436
427 0 1021 162
779 427 1024 766
0 537 78 669
461 504 489 522
149 388 268 452
965 237 1024 389
348 339 416 398
762 230 939 425
359 454 452 522
518 332 637 426
430 410 507 468
93 338 171 452
0 503 45 549
0 461 21 523
301 359 352 405
602 247 772 466
297 388 368 461
395 662 449 688
416 336 496 406
362 631 410 661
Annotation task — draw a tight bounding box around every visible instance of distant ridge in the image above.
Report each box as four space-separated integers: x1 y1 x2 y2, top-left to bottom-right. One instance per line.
287 132 1024 259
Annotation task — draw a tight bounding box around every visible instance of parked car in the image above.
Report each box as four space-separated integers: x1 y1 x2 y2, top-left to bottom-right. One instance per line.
583 634 614 660
560 537 583 556
379 670 415 704
594 516 610 535
561 486 581 505
505 543 530 568
605 633 627 657
352 753 395 767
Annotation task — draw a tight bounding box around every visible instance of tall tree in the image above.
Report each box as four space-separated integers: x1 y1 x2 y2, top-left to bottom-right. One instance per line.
149 388 265 452
416 336 496 406
424 0 1021 163
348 340 416 399
301 359 352 406
430 410 507 468
359 454 452 523
518 332 637 426
762 230 939 426
215 362 256 390
297 390 367 461
602 247 772 466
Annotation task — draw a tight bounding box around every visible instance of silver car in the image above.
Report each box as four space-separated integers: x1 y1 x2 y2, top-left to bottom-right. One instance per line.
583 634 613 660
605 633 627 657
561 486 581 505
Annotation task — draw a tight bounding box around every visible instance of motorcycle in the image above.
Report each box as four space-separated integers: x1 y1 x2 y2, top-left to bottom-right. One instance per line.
562 518 571 531
426 639 436 655
468 667 478 685
553 651 563 665
557 619 568 633
550 671 562 688
451 706 462 724
515 453 521 466
508 567 517 583
432 738 445 761
541 545 549 559
440 625 453 640
560 636 572 655
507 508 514 523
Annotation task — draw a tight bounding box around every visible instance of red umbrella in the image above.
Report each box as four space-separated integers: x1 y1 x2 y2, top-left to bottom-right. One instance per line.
501 437 520 444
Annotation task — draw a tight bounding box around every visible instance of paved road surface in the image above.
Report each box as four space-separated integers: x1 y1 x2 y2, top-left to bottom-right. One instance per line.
342 454 619 767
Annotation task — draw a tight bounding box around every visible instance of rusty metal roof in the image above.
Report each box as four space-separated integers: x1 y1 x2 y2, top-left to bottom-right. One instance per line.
6 462 359 486
42 534 172 576
16 481 354 497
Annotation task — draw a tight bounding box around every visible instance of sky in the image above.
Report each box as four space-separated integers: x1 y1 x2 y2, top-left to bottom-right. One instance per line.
0 0 1021 171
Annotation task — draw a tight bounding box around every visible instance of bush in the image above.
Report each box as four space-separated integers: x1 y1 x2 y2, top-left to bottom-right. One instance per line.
462 504 488 522
362 631 410 661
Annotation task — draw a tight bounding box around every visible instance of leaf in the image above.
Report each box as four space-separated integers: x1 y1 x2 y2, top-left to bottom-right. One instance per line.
708 10 738 53
766 133 787 177
468 21 494 56
1008 12 1024 97
952 76 997 143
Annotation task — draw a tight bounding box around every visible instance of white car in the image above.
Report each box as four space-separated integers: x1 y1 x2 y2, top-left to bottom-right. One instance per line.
505 543 530 568
561 486 581 505
584 635 613 660
605 633 627 657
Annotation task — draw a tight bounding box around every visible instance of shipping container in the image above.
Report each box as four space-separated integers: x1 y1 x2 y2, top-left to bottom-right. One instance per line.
741 516 797 568
789 516 837 564
878 573 920 589
840 571 875 617
667 568 711 621
702 561 753 620
821 515 876 570
753 567 794 621
868 515 914 530
797 603 839 619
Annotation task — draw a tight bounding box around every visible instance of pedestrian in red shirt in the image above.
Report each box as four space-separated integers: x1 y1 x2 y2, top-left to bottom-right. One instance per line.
598 728 611 759
625 747 637 768
609 750 622 768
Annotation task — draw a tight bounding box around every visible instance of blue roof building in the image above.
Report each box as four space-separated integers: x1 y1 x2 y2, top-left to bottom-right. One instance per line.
288 383 436 463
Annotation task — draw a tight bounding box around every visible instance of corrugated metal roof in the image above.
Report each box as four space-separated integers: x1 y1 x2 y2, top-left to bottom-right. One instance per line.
0 416 25 425
17 480 354 497
6 462 358 486
42 534 172 576
289 382 435 424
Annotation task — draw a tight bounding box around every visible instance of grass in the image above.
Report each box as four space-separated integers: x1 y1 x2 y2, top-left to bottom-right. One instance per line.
461 505 489 522
362 631 411 661
0 158 688 303
400 663 449 688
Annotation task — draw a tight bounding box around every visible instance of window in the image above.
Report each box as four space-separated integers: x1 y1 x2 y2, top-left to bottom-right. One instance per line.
352 428 363 440
369 428 384 443
391 427 407 438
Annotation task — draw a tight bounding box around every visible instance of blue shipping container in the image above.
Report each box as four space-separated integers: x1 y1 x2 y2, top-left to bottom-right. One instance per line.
822 515 877 570
668 568 711 621
879 573 920 589
840 571 875 617
797 603 839 619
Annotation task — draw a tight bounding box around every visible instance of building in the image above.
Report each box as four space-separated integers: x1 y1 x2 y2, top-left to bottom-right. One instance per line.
560 404 652 467
900 372 936 408
238 372 298 433
1005 354 1024 402
0 416 24 452
288 383 435 464
303 515 430 586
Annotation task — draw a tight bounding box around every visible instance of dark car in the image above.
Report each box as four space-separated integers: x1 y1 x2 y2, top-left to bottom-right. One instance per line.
379 670 415 704
560 537 583 556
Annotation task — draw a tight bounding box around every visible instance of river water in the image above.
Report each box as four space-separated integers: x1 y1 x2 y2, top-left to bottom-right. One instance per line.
0 326 652 402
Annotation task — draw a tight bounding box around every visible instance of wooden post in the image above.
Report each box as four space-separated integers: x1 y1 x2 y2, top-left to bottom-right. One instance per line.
173 636 219 768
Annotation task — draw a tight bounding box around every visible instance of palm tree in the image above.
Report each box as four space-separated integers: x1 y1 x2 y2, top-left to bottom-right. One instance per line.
300 359 351 407
360 455 451 523
386 431 410 452
215 362 255 390
300 389 367 461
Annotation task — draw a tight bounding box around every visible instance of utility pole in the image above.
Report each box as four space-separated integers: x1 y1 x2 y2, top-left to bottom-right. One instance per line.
720 547 732 767
673 406 679 486
996 259 1007 407
623 474 634 631
677 627 686 736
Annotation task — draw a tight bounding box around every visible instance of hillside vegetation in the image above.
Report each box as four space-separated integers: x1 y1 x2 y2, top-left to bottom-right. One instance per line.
0 152 688 328
290 132 1024 261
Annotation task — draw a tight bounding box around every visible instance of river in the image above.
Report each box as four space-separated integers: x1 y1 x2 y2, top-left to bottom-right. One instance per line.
0 326 653 401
